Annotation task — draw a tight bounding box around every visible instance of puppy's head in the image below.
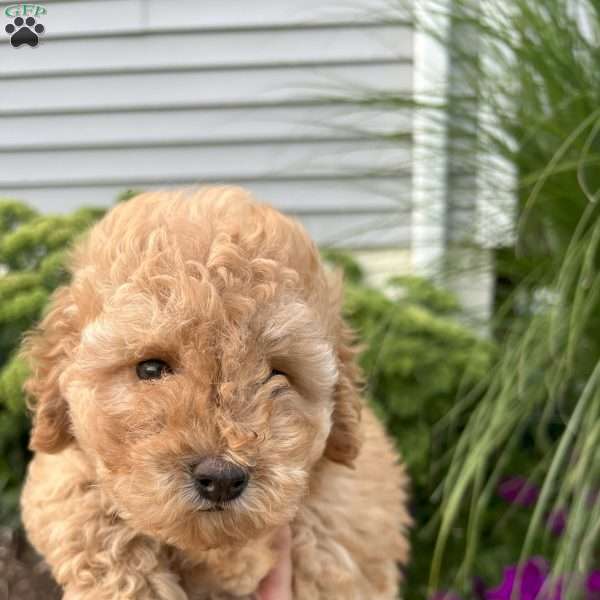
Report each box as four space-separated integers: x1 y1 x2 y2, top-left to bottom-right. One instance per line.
23 187 362 550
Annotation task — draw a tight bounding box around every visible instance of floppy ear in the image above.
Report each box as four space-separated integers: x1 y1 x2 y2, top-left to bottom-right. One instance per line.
23 286 76 453
324 320 363 467
323 272 363 467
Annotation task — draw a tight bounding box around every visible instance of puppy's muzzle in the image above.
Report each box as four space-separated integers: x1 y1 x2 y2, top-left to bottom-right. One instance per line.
192 457 249 503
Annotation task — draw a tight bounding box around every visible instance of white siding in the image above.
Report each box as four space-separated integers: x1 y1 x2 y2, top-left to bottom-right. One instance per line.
0 0 413 248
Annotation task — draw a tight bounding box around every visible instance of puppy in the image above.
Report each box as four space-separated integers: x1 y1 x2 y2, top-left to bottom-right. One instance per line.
20 187 410 599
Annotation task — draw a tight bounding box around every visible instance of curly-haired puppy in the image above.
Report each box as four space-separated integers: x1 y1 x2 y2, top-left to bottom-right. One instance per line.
20 187 410 599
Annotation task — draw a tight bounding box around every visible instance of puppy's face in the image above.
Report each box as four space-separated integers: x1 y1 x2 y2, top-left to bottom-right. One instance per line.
66 288 336 550
25 189 361 551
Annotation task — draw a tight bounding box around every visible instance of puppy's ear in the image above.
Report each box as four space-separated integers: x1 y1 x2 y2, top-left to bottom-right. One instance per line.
23 286 76 453
324 278 363 466
324 321 363 467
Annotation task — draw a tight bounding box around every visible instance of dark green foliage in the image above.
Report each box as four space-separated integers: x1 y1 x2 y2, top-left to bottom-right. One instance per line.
0 200 104 524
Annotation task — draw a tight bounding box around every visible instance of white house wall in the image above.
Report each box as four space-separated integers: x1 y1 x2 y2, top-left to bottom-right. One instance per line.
0 0 414 249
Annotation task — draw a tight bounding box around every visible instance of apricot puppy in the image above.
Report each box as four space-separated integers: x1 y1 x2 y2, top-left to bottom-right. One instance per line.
20 187 410 599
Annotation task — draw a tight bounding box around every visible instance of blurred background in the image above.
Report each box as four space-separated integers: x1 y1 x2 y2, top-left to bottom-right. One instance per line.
1 0 599 599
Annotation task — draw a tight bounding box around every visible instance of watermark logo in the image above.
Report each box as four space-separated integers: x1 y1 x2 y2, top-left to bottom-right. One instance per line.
4 4 46 47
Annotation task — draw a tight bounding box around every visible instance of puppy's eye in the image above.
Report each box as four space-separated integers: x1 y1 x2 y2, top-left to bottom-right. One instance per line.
268 369 287 380
136 359 172 380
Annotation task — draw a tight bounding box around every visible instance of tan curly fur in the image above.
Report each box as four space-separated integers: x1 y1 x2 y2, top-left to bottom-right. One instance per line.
20 187 411 599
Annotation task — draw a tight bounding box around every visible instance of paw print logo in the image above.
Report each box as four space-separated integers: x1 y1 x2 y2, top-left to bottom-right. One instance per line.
5 16 44 47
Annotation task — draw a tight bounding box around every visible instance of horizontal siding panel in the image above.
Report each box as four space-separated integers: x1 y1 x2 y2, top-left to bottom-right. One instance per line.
1 26 411 77
0 177 411 213
0 105 411 149
34 0 407 37
0 140 410 186
299 212 409 247
3 0 142 37
0 183 410 248
146 0 406 31
0 63 411 114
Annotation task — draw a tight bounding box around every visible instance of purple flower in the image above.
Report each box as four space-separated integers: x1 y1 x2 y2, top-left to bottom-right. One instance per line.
586 571 600 599
485 557 562 600
498 476 540 508
547 509 567 536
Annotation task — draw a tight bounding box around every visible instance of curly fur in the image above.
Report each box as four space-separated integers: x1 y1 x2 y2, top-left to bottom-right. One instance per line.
20 187 411 599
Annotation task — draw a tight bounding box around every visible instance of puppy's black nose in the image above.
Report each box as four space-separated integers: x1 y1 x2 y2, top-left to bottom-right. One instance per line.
192 457 249 503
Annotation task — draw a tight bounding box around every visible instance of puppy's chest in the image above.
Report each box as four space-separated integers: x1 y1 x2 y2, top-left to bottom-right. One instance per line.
174 540 277 600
